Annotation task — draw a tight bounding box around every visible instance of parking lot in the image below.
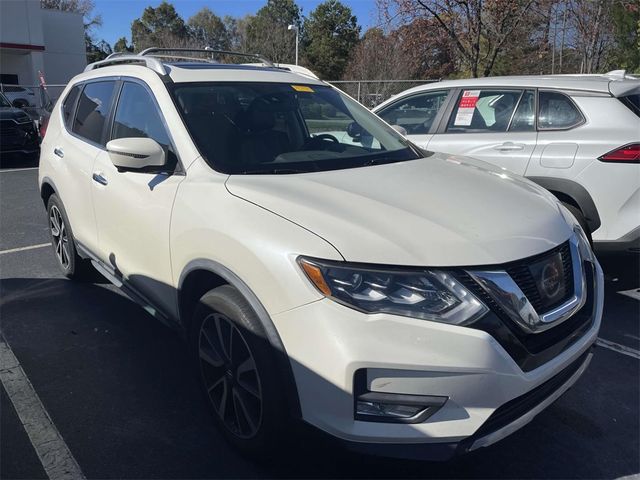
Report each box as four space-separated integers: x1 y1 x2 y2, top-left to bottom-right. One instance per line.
0 156 638 479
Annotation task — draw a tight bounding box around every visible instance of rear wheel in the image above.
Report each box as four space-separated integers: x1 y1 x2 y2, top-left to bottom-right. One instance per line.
190 285 289 456
47 194 94 280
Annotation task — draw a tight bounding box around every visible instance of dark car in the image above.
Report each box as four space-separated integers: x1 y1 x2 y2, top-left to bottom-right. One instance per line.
0 92 40 158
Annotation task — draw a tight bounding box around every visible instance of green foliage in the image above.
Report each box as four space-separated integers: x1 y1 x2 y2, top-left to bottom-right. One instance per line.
113 37 133 53
188 7 230 50
131 1 189 51
609 1 640 73
302 0 360 79
245 0 302 63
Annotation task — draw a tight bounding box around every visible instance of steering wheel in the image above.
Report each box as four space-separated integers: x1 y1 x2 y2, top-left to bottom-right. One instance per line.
304 133 340 150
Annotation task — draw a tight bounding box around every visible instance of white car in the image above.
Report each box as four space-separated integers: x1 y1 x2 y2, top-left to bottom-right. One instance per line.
39 48 603 460
1 84 37 108
374 72 640 253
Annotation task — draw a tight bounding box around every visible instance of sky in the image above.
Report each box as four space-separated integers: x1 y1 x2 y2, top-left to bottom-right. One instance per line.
93 0 380 47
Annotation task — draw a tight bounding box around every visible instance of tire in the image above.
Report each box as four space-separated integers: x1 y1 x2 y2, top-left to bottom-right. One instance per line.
190 285 289 457
46 194 94 280
562 202 592 244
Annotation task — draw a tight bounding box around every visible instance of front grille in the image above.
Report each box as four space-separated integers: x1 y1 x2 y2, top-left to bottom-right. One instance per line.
0 120 37 148
457 246 596 372
505 241 574 313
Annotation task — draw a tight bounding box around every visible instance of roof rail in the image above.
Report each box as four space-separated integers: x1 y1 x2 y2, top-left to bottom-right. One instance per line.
84 55 167 75
139 47 274 67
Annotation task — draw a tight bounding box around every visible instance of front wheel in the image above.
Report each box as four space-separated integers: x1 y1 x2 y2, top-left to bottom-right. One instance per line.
190 285 289 456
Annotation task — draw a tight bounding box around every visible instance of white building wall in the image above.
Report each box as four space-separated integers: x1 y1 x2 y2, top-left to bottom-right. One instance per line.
0 0 85 87
41 8 86 84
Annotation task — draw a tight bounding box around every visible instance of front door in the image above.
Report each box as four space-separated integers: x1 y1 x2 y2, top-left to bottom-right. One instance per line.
91 80 184 317
427 88 537 176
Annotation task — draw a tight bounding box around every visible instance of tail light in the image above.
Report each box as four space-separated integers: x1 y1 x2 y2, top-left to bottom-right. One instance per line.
598 144 640 163
39 115 49 140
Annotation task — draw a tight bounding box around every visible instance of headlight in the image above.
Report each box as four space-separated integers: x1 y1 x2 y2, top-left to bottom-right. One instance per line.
298 257 488 325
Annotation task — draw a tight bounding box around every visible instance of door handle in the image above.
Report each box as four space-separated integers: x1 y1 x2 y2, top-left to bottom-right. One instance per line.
53 147 64 158
92 172 108 186
494 142 525 152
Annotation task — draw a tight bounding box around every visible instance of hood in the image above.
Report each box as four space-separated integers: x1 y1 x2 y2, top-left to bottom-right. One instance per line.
226 153 573 267
0 107 31 122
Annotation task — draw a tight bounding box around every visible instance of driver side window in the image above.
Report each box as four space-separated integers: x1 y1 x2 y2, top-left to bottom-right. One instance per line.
377 91 449 135
111 82 171 150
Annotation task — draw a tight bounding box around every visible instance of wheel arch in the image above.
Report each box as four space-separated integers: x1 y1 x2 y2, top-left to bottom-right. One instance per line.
40 177 57 207
178 259 302 418
527 176 601 233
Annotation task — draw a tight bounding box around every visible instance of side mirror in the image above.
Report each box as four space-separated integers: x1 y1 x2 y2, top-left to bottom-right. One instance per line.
391 125 408 136
346 121 363 139
106 137 166 171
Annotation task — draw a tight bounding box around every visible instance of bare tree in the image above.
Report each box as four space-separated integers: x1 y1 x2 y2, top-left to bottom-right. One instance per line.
566 0 613 73
380 0 538 77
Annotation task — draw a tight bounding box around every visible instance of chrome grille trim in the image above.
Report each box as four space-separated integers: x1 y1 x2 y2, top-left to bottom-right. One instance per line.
467 234 589 334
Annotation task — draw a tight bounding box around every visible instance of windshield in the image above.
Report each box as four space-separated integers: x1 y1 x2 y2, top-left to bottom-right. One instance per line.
0 93 10 108
170 82 423 174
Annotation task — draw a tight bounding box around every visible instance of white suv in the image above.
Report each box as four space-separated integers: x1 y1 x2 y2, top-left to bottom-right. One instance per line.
374 73 640 253
39 49 603 460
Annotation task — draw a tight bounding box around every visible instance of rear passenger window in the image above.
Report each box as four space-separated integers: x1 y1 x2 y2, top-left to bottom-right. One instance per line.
111 82 171 149
72 81 116 145
377 91 449 135
538 91 584 130
62 85 80 129
509 90 535 132
446 90 523 133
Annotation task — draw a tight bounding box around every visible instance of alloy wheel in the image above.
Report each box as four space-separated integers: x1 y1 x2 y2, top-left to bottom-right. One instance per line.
198 313 263 439
49 205 70 270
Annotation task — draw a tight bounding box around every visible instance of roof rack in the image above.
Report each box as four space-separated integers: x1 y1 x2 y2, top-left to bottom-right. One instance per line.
84 55 168 75
139 47 274 67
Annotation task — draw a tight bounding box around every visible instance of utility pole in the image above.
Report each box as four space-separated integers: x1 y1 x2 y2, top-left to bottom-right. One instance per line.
288 24 299 65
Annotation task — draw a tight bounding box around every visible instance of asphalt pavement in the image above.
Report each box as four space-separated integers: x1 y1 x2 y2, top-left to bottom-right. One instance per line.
1 158 638 479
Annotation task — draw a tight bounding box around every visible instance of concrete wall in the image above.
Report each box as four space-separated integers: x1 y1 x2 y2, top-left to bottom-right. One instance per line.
41 8 86 84
0 0 86 86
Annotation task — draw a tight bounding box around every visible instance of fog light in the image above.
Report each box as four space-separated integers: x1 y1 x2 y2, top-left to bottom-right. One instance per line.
355 391 447 424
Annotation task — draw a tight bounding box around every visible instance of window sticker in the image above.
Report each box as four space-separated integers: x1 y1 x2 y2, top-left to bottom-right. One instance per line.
292 85 314 92
454 90 480 126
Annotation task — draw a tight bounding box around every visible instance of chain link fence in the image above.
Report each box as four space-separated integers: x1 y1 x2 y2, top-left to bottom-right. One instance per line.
328 80 441 108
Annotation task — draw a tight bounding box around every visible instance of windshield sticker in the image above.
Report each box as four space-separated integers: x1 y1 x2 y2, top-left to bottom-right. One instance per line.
292 85 314 92
454 90 481 126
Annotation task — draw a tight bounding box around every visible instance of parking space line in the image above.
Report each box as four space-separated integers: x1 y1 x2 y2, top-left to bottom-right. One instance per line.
0 167 39 173
596 337 640 360
0 243 50 255
0 332 85 480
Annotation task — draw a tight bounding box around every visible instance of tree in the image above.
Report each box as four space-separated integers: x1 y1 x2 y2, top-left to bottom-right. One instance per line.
86 39 112 63
245 0 302 63
609 0 640 73
131 1 190 51
188 7 230 50
381 0 537 77
113 37 134 53
302 0 360 79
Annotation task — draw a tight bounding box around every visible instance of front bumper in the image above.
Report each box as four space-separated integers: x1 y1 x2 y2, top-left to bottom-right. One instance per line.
272 261 603 458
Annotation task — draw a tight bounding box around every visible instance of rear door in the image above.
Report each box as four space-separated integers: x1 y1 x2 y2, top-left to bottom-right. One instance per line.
427 88 537 176
375 90 451 148
91 79 184 316
53 80 118 253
